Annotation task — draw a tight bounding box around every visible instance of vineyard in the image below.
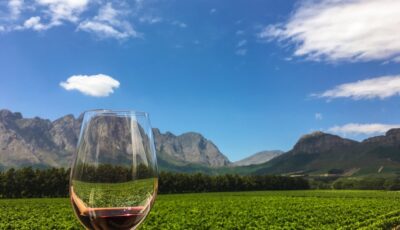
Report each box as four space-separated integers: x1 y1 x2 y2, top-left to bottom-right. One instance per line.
1 190 400 229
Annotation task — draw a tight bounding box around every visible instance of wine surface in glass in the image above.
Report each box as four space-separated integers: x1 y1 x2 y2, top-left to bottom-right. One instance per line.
71 186 154 230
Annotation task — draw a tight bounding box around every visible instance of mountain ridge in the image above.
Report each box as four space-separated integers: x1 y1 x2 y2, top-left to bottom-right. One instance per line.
233 150 283 166
2 109 400 177
0 109 230 169
255 129 400 176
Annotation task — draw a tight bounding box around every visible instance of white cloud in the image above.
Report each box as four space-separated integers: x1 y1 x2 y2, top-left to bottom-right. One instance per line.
95 2 119 22
78 3 139 40
260 0 400 62
0 0 147 41
172 20 187 28
9 0 23 19
139 16 162 24
60 74 120 97
237 40 247 47
36 0 89 24
1 0 86 32
328 123 400 136
210 8 216 14
22 16 51 31
78 21 136 40
236 49 247 56
315 75 400 100
315 113 323 120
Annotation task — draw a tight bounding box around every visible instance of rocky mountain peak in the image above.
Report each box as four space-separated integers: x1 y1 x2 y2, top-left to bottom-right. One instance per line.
182 132 203 138
53 114 75 123
293 131 358 154
152 128 161 136
0 109 22 122
299 131 325 140
50 114 81 153
363 128 400 146
386 128 400 138
154 130 230 167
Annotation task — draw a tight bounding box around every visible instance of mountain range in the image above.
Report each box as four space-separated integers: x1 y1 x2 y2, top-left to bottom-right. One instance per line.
1 109 400 177
255 130 400 176
0 109 234 170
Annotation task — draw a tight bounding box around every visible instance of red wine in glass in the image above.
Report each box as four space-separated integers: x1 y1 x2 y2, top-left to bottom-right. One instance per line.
70 110 158 230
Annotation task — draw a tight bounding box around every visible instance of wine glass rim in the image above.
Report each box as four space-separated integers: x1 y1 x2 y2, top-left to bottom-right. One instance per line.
83 109 149 117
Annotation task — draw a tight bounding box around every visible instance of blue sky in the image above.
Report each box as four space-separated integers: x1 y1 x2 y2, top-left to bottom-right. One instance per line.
1 0 400 161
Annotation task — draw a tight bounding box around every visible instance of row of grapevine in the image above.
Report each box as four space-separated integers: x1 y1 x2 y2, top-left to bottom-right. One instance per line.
1 190 400 229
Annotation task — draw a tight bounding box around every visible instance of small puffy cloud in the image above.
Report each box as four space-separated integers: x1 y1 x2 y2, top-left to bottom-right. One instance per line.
314 75 400 100
315 113 323 120
236 49 247 56
78 3 139 40
260 0 400 62
60 74 120 97
139 16 162 24
237 39 247 47
22 16 52 31
172 20 187 28
328 123 400 136
210 8 217 14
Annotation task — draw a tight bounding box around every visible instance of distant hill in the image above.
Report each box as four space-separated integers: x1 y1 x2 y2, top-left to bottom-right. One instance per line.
255 130 400 176
0 109 230 170
233 150 283 166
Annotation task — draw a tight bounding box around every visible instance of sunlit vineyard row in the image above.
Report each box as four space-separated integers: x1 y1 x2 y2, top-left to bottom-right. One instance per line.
1 190 400 229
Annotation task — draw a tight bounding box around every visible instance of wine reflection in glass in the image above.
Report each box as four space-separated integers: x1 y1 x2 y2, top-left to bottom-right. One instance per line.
70 110 158 230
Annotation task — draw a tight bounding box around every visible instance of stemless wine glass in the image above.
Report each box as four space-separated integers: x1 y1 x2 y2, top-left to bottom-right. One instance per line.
70 110 158 230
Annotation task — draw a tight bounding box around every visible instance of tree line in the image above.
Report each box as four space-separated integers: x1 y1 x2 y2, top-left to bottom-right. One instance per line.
332 177 400 190
158 171 310 193
0 167 69 198
0 167 310 198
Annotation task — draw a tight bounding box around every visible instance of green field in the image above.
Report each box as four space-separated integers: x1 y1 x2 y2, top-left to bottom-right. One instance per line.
1 190 400 229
